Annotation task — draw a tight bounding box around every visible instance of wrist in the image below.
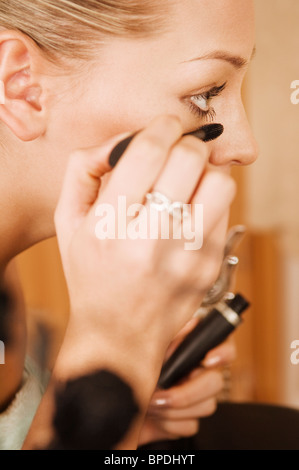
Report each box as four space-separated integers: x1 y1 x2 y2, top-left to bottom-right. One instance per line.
53 319 165 411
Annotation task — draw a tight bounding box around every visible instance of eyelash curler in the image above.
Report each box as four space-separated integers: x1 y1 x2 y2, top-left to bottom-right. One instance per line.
158 225 250 389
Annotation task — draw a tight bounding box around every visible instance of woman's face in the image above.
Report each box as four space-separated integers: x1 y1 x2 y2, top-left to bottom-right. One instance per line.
36 0 257 217
50 0 257 164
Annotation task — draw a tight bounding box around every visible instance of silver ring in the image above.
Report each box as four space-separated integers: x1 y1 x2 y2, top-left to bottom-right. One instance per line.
145 191 171 212
145 191 190 221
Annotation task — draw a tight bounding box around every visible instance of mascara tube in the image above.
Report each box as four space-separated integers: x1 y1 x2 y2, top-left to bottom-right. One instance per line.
158 293 249 389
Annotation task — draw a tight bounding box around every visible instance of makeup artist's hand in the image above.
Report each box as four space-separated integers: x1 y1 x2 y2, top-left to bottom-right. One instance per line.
55 115 235 347
139 335 236 446
53 115 236 449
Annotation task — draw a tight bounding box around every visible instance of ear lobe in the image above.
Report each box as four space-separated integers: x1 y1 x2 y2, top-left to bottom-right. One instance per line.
0 33 46 141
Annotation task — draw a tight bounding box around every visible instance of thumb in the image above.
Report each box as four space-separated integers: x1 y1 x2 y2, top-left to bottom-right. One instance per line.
55 132 130 247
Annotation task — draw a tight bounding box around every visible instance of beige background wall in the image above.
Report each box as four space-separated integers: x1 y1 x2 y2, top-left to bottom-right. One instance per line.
247 0 299 237
244 0 299 407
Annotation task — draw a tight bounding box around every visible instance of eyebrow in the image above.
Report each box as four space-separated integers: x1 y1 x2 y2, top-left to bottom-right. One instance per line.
183 46 256 69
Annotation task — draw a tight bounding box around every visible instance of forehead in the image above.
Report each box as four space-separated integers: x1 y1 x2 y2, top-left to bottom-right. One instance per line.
97 0 255 79
165 0 255 61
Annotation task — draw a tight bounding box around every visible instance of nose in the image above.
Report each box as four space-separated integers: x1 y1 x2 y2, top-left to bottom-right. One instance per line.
209 106 259 167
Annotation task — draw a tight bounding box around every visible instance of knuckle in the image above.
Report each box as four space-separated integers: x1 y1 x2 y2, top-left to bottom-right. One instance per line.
207 370 224 393
166 420 199 438
172 141 206 170
125 242 156 275
135 135 165 161
180 135 209 159
132 115 183 161
69 149 85 162
179 385 199 408
204 398 218 416
168 265 186 283
155 114 182 132
161 258 191 287
215 371 225 392
184 420 200 437
68 149 87 172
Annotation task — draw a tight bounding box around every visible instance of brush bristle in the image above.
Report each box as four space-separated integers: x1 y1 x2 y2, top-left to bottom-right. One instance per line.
200 123 224 142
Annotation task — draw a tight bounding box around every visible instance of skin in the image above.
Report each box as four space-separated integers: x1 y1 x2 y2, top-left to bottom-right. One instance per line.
0 0 257 449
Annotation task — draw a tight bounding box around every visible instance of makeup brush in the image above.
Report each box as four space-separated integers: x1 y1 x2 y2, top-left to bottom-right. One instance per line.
48 370 139 450
109 123 224 168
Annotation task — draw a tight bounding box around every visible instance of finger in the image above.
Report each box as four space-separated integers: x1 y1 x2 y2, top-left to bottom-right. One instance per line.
153 136 209 203
201 210 230 263
154 418 200 438
55 132 131 241
100 115 183 207
164 317 199 360
138 419 180 446
188 211 231 292
151 369 224 409
191 170 236 239
149 398 217 420
202 339 237 368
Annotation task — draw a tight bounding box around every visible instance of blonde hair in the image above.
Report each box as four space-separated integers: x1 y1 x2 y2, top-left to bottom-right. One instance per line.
0 0 171 61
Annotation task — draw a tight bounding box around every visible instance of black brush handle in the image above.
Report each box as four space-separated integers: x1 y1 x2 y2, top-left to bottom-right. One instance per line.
158 294 250 389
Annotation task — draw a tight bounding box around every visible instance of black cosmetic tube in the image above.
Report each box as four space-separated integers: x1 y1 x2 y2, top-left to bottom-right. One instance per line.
158 294 249 389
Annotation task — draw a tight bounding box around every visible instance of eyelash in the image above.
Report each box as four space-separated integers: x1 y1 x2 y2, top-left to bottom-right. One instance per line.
188 82 227 121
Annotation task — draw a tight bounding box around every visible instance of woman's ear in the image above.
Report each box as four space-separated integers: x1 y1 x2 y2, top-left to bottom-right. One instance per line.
0 31 47 141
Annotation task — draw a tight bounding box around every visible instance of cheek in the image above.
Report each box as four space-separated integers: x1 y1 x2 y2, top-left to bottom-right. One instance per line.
73 94 143 146
51 68 175 151
78 70 176 144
